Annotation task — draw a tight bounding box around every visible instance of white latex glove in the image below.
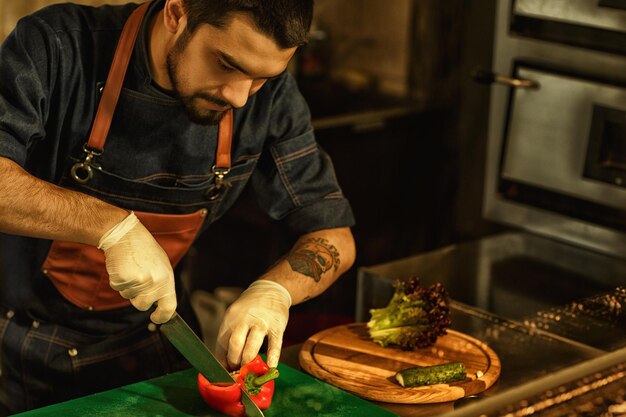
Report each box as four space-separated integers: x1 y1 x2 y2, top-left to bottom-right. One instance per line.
98 212 176 324
216 280 291 369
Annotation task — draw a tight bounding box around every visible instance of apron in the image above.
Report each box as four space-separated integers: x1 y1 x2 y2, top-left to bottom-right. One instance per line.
40 1 233 311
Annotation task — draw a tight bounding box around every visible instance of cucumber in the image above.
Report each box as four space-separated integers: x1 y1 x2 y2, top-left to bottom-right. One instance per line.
395 361 467 387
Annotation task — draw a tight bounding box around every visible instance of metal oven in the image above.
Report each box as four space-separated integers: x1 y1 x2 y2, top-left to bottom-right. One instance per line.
484 0 626 256
356 1 626 415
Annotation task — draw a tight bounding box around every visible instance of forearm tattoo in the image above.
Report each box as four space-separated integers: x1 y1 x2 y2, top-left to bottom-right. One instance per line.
287 237 340 282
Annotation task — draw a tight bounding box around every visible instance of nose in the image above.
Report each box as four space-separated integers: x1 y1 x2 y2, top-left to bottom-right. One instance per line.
220 78 254 109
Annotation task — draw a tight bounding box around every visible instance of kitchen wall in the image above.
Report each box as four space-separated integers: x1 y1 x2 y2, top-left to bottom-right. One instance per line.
310 0 412 98
303 0 501 247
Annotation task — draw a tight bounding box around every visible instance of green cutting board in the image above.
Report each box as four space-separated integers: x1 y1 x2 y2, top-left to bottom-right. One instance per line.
13 361 397 417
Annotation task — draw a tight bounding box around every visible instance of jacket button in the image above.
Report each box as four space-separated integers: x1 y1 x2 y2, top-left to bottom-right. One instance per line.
68 348 78 357
42 269 48 275
200 208 208 216
147 323 157 332
32 321 40 329
5 310 14 319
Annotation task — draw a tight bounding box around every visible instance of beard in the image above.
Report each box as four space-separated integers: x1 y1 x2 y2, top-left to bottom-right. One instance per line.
166 30 231 126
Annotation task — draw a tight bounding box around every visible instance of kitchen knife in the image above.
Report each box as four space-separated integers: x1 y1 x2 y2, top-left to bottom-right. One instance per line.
160 312 265 417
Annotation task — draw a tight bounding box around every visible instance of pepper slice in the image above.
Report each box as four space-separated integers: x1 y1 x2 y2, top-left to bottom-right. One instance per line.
197 355 279 417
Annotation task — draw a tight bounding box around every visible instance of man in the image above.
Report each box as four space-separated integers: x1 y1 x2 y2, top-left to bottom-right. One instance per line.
0 0 355 413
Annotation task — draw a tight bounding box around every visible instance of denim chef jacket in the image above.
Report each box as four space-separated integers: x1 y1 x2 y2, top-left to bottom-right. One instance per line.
0 0 355 327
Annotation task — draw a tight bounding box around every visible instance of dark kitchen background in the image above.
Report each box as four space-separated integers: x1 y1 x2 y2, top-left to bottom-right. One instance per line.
0 0 500 345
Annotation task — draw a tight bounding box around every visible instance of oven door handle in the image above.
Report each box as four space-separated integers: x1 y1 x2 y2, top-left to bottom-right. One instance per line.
472 69 540 89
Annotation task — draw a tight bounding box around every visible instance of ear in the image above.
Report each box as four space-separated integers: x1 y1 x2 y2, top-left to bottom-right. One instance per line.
163 0 187 34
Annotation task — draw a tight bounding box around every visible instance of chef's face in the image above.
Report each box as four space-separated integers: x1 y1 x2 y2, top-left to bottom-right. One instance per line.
166 12 296 125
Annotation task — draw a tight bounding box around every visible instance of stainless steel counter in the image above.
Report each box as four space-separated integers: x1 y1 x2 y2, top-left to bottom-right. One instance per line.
345 231 626 416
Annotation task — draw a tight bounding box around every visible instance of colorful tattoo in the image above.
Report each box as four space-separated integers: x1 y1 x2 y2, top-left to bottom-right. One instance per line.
287 238 340 282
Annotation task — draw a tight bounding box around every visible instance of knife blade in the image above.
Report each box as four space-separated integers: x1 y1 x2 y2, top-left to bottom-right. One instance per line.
160 312 265 417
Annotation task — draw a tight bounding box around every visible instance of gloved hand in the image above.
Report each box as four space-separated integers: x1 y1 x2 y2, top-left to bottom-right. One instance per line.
98 212 176 324
216 280 291 369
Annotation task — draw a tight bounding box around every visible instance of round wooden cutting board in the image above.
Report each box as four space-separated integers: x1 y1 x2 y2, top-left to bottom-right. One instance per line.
298 323 501 404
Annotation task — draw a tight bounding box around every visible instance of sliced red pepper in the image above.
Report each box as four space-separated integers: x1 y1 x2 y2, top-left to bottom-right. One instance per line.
197 355 279 417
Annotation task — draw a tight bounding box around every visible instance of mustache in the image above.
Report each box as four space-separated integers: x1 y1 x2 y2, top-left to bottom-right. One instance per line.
192 92 232 109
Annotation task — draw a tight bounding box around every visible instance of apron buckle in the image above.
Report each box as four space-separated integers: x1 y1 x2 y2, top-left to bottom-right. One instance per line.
212 165 231 189
71 144 102 184
206 166 232 201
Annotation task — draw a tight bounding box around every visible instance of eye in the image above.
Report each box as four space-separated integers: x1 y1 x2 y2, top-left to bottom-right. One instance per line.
216 59 234 73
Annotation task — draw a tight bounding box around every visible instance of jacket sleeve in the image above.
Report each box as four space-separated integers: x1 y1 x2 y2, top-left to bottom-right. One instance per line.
249 73 356 235
0 14 57 166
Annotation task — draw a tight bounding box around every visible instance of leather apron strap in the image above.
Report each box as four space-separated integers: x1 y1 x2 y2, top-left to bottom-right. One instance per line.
86 1 150 153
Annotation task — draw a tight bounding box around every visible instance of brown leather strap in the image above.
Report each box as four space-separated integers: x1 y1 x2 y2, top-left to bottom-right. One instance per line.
85 2 150 152
215 109 233 169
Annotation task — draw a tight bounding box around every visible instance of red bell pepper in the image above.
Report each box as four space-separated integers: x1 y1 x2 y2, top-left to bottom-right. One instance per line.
197 355 279 417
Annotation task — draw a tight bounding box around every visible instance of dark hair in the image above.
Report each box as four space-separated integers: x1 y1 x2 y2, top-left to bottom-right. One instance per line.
182 0 313 49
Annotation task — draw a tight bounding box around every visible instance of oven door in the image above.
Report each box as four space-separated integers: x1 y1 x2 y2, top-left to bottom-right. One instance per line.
483 0 626 258
498 62 626 231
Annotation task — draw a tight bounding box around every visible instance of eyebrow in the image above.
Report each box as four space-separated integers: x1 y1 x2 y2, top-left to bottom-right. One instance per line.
218 51 283 80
